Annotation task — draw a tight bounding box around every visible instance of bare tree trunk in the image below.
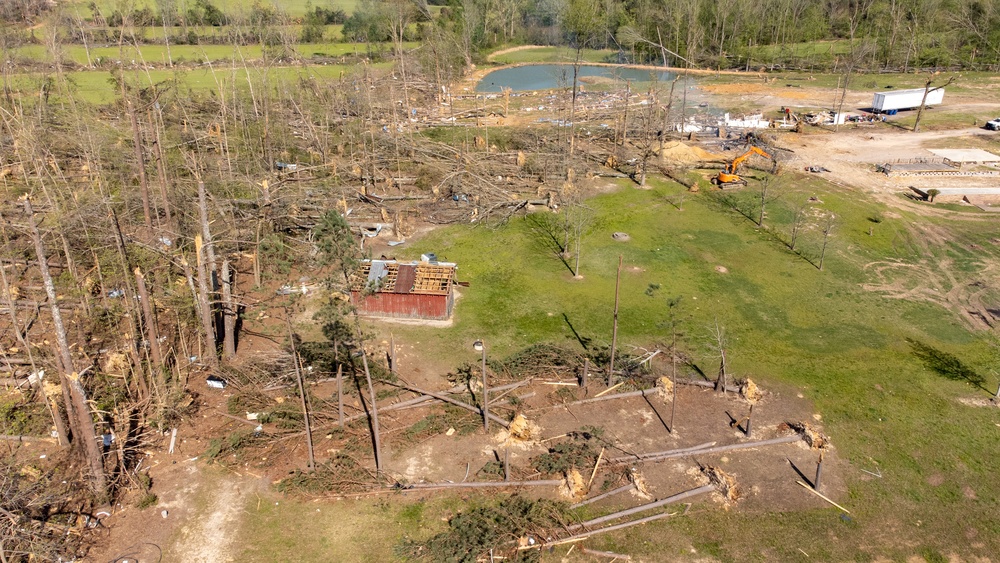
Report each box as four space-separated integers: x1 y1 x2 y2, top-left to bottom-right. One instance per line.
109 208 148 399
360 349 383 473
150 109 173 232
335 340 343 427
197 180 218 286
127 99 153 229
287 316 315 471
222 260 236 359
913 77 955 132
194 235 217 367
134 268 163 379
25 199 107 498
819 215 835 271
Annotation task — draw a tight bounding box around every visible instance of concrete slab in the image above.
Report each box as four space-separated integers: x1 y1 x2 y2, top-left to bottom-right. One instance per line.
928 149 1000 163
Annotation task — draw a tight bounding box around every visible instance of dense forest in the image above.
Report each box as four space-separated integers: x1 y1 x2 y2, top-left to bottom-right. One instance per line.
2 0 1000 71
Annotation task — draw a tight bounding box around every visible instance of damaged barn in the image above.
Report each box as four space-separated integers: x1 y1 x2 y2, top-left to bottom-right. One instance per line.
349 259 458 320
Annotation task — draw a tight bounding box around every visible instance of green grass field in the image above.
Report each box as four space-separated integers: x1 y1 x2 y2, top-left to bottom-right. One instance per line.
8 61 389 104
490 47 620 65
246 171 1000 560
11 40 383 67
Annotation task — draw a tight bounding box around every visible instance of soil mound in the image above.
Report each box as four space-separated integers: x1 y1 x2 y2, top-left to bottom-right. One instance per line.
656 141 722 163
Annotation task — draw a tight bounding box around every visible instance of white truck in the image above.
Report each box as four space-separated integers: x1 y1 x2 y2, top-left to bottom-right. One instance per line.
871 88 944 115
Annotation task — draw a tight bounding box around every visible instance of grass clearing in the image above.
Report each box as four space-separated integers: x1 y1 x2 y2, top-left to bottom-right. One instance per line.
490 47 618 65
360 173 1000 560
8 61 389 104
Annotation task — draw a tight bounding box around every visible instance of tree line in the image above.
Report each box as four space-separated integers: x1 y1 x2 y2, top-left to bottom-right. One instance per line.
2 0 998 70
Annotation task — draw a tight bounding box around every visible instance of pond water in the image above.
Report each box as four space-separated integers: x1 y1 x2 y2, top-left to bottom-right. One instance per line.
476 64 675 92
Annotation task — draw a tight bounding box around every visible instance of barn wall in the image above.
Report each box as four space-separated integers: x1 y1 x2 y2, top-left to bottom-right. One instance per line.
351 292 450 320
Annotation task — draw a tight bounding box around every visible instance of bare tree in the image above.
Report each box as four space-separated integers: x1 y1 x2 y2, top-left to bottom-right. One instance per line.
787 201 808 251
709 320 729 394
756 176 779 227
913 74 957 132
819 213 836 271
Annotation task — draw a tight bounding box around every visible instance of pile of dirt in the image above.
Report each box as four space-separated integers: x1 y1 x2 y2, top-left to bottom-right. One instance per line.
704 466 740 502
656 141 722 164
740 379 762 404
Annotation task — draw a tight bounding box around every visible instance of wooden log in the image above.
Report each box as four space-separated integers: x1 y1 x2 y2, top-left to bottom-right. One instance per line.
404 479 563 490
526 509 679 549
567 484 715 531
796 480 849 513
608 441 716 465
570 483 636 509
677 378 741 394
387 382 510 428
607 434 801 465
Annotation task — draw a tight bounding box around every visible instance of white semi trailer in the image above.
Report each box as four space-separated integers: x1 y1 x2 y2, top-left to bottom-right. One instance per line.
871 88 944 114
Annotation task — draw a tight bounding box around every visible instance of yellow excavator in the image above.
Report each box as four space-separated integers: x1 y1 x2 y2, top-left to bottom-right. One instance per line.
712 146 775 187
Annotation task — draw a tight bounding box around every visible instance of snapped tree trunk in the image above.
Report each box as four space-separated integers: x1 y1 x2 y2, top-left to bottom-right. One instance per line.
222 260 236 359
194 235 217 367
134 268 163 390
127 99 153 229
360 349 383 473
25 198 107 498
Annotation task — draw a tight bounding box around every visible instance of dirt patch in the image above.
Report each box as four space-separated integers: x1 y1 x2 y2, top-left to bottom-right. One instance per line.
958 396 1000 408
657 141 724 164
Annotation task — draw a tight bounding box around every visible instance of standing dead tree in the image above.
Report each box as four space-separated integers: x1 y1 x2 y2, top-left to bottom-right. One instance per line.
709 320 729 395
912 74 957 132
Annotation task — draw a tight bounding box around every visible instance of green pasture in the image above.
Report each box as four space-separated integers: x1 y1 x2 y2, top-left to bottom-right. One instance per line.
10 40 388 67
489 47 619 65
7 62 388 104
297 171 1000 560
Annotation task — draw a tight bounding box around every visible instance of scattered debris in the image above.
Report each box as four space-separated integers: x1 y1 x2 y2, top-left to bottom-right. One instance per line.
612 232 631 241
206 375 227 389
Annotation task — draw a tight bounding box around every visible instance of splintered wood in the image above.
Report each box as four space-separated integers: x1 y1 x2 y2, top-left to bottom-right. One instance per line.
560 468 587 500
704 466 740 502
787 422 829 449
740 378 762 404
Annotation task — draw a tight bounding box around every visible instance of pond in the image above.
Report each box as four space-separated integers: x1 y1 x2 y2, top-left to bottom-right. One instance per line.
476 64 675 93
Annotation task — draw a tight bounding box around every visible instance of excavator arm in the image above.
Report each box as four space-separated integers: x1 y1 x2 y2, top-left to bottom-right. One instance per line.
715 146 774 185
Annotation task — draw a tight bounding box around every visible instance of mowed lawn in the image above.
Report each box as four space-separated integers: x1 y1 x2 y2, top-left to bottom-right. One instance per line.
344 172 1000 560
